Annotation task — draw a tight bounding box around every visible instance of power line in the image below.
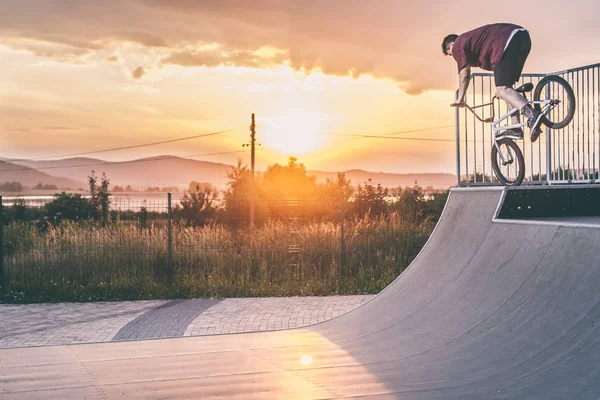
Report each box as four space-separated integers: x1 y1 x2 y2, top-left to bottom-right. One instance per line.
323 133 455 142
252 123 456 144
322 124 455 139
5 127 246 162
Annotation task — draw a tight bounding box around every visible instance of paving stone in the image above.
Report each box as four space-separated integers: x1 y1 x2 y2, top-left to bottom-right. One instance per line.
0 295 374 348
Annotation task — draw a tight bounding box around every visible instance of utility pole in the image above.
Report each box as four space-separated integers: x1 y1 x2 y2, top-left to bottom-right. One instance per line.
243 114 257 226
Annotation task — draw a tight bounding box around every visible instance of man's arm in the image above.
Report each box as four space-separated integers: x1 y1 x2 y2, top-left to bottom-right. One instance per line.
451 66 471 107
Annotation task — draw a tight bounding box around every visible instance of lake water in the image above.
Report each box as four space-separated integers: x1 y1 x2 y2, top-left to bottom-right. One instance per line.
1 193 188 212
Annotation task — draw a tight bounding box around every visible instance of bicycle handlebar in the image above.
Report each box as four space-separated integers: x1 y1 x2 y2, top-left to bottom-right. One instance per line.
455 97 497 123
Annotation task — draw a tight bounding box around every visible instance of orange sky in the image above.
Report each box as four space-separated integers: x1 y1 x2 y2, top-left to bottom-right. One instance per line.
1 1 599 174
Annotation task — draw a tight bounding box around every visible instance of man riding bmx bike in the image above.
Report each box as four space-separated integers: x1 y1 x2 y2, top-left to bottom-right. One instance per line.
442 23 544 142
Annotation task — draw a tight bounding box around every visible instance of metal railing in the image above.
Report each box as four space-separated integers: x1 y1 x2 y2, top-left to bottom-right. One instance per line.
456 63 600 186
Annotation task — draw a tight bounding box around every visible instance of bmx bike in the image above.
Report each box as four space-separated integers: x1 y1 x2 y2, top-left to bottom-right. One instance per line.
458 75 575 186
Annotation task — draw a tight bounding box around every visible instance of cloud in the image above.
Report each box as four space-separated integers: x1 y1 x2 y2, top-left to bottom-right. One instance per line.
0 36 95 63
113 31 169 47
106 54 120 62
161 47 288 69
43 126 77 130
132 66 148 79
1 0 600 93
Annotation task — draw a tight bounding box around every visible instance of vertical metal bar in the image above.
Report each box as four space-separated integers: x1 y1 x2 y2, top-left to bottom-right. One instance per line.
0 196 4 292
530 78 542 182
167 192 173 285
596 66 599 181
577 71 581 179
559 75 563 180
497 84 502 183
545 81 551 183
455 90 461 186
529 76 535 182
552 79 558 181
464 106 469 185
592 69 598 182
569 72 573 181
472 78 477 183
481 76 485 182
587 68 591 180
580 70 584 179
560 75 564 180
489 76 493 181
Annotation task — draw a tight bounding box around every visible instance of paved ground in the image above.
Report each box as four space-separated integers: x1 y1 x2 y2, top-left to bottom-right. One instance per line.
0 295 373 349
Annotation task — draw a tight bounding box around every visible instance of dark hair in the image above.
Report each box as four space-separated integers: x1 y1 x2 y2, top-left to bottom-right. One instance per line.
442 34 458 55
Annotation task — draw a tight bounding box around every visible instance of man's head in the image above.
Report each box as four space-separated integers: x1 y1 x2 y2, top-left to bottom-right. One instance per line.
442 34 458 56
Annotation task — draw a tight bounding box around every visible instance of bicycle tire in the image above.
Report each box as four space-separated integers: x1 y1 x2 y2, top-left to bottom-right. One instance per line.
533 75 575 129
491 138 525 186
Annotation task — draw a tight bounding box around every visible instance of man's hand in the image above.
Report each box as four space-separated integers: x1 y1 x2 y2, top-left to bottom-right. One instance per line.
450 100 466 108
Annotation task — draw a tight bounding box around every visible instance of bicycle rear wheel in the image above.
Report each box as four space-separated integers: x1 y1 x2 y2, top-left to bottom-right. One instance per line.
491 138 525 186
533 75 575 129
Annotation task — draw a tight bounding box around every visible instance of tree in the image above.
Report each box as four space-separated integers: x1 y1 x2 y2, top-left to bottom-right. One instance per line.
421 190 449 223
261 157 321 219
390 185 449 223
320 172 354 218
174 185 218 226
390 185 423 221
45 192 93 224
34 183 58 190
0 181 24 192
188 181 215 193
88 171 111 221
354 179 389 216
222 159 253 221
173 184 219 226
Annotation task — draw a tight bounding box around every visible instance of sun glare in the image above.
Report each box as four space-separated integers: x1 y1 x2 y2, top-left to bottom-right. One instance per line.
300 355 313 366
260 109 330 155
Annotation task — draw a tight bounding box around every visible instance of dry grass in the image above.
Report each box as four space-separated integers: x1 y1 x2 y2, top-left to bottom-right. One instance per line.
2 213 434 303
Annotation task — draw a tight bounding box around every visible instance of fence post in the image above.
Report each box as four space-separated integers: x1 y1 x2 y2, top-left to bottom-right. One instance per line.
0 196 4 292
339 191 345 279
167 192 173 285
455 89 461 186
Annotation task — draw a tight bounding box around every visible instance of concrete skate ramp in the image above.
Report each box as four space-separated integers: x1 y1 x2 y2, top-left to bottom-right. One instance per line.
2 187 600 399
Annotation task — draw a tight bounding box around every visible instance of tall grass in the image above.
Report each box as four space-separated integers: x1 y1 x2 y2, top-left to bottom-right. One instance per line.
2 213 433 303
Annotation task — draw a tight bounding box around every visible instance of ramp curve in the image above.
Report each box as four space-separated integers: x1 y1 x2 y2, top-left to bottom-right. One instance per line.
2 187 600 399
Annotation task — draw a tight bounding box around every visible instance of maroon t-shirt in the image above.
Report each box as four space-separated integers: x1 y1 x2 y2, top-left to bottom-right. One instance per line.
452 23 525 72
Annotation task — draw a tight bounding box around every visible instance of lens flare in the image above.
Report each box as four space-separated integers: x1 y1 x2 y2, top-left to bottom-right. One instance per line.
300 355 312 366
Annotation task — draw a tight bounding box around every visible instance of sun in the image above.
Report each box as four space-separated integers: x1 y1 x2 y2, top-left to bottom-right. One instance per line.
259 109 331 155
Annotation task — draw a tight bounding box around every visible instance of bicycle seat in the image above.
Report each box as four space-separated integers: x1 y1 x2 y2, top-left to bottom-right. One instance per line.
515 83 534 93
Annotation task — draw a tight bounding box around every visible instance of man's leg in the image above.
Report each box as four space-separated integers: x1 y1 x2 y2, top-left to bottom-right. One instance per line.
494 30 544 142
496 86 527 126
493 86 526 139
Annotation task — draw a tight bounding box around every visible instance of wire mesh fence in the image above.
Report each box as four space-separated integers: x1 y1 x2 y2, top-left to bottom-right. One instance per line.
0 192 438 301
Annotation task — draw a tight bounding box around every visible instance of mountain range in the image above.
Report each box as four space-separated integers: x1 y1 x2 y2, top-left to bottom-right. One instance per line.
0 156 455 192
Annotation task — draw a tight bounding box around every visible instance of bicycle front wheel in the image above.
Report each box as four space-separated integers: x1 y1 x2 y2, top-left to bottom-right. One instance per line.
491 138 525 186
533 75 575 129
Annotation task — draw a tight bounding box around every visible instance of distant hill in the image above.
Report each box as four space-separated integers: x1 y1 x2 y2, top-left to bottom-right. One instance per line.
10 156 233 190
0 160 84 190
5 156 455 192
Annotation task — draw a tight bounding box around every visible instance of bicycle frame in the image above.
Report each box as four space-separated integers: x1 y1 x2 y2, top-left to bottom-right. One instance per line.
463 96 559 165
464 96 557 135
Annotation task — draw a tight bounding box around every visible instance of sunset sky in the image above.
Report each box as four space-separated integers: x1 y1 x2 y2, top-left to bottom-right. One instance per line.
1 0 599 174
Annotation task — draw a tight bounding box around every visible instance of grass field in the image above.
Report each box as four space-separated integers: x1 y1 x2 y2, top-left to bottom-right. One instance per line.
2 212 434 303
